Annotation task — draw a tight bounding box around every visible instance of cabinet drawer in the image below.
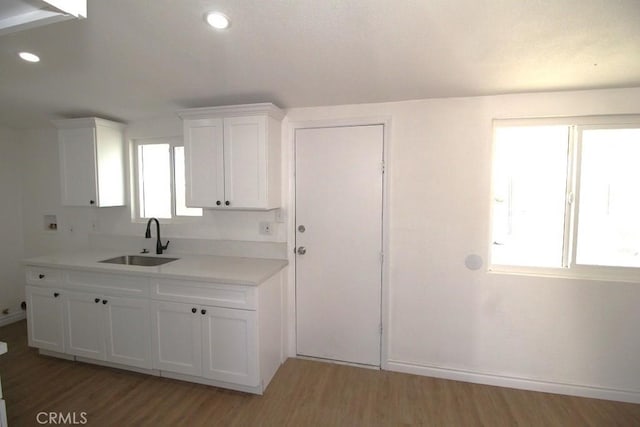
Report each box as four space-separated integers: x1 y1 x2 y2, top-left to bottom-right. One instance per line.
65 270 150 297
152 278 256 310
25 267 62 286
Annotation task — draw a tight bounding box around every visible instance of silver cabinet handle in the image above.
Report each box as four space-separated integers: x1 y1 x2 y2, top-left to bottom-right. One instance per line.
297 246 307 255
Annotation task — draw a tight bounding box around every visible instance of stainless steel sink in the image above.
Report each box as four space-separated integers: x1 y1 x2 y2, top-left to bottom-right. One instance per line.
99 255 179 267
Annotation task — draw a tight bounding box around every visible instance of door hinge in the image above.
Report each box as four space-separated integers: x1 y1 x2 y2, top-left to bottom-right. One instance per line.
380 252 384 263
379 323 383 334
381 161 385 174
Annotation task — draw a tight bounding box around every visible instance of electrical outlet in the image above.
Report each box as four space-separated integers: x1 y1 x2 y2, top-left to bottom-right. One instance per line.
274 209 286 223
259 222 274 235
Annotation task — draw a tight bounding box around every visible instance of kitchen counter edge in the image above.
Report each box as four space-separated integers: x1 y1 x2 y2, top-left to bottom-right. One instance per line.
23 252 289 286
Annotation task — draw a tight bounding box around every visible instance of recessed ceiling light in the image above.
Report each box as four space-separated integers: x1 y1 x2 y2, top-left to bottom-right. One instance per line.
19 51 40 63
206 12 230 30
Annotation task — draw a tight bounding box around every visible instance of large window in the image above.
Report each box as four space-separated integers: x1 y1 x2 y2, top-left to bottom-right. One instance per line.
134 138 202 220
491 117 640 279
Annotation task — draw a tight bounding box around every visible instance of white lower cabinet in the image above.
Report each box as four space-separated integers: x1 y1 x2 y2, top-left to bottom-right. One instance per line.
0 398 6 427
152 301 258 386
104 296 151 369
25 285 65 353
1 342 8 427
151 301 202 376
25 265 283 394
26 268 153 370
65 291 151 368
65 291 106 360
202 306 258 386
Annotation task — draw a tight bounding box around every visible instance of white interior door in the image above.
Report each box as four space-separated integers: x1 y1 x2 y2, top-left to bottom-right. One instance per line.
295 125 384 367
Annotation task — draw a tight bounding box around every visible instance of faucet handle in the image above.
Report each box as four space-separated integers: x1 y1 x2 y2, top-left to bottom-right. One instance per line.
162 240 170 250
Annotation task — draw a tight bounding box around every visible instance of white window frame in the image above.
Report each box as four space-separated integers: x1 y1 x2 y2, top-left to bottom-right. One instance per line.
489 115 640 283
132 137 202 223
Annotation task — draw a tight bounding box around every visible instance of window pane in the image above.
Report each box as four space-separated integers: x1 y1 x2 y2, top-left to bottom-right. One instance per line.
491 126 569 267
576 128 640 268
174 146 202 217
138 144 171 219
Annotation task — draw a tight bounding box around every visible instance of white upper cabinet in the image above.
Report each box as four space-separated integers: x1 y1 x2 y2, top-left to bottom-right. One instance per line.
178 103 284 210
182 117 225 208
53 117 125 207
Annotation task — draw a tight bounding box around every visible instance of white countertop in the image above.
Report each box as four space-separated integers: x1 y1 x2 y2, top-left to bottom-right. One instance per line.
24 251 288 286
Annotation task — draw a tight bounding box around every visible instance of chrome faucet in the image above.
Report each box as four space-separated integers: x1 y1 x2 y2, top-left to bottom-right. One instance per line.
145 218 170 254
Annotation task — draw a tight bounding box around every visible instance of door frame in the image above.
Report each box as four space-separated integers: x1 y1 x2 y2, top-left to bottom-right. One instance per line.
285 116 392 370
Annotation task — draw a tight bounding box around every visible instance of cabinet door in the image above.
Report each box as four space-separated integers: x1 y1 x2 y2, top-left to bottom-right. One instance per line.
223 116 268 208
201 306 259 386
0 398 6 427
25 286 65 353
151 301 202 376
64 291 106 360
104 296 151 369
183 118 225 207
59 127 98 206
94 123 125 207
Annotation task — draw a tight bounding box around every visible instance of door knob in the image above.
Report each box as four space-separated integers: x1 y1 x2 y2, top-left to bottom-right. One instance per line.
297 246 307 255
297 225 306 233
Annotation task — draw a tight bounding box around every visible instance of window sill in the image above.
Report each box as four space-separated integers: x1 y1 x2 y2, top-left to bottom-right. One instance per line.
132 216 203 225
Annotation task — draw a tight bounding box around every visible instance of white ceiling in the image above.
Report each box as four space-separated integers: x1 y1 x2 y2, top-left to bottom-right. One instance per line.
1 0 639 129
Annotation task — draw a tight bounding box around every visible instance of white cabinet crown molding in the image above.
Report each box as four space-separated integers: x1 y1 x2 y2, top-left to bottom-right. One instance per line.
52 117 125 130
177 103 284 121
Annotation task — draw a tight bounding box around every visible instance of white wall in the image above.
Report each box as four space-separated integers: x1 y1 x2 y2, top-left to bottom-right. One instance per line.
0 126 25 319
285 87 640 403
20 116 286 258
22 128 94 257
16 86 640 402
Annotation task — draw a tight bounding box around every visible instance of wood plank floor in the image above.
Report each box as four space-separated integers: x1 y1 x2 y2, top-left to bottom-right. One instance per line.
1 320 638 426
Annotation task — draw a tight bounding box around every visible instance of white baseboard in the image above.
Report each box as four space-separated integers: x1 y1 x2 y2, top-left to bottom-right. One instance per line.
296 355 380 370
160 371 264 395
0 311 25 327
386 360 640 404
